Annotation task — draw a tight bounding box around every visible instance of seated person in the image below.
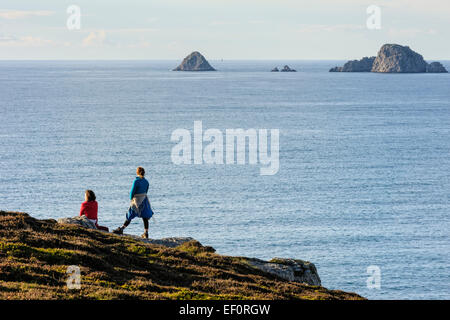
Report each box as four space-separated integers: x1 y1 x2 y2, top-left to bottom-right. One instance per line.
80 190 108 231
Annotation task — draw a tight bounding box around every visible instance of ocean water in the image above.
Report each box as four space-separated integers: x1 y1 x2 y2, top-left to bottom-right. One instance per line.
0 60 449 300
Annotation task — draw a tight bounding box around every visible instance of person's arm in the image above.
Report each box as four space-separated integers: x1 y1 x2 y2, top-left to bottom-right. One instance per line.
130 179 137 200
79 203 85 217
93 201 98 221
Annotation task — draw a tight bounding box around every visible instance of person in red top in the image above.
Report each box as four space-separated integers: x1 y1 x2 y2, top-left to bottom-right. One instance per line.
80 190 98 223
79 190 108 231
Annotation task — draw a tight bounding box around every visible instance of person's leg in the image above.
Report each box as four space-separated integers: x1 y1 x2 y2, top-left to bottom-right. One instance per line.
113 208 138 234
113 219 130 234
143 218 149 230
141 218 149 238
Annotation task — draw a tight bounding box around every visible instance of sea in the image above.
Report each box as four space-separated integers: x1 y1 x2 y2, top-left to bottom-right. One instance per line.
0 60 449 299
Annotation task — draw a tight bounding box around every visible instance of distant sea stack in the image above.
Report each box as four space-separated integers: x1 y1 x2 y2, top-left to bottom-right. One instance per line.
329 57 375 72
173 51 216 71
426 62 448 73
281 65 296 72
271 65 296 72
330 44 448 73
371 44 428 73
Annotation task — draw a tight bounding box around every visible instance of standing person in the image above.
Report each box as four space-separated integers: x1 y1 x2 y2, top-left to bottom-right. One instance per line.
113 167 154 238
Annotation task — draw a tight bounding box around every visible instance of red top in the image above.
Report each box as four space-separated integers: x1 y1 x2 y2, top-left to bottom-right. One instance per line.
79 201 98 221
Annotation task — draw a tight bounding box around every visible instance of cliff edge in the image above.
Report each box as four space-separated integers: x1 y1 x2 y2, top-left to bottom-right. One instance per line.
0 211 364 300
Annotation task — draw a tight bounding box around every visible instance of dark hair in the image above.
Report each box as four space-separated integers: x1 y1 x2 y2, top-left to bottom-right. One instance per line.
136 166 145 177
85 190 96 202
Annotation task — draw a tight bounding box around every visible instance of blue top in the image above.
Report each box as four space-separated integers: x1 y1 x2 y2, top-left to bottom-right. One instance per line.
130 176 149 199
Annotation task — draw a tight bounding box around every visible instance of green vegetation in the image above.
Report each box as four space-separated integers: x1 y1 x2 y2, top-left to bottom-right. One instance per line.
0 211 364 300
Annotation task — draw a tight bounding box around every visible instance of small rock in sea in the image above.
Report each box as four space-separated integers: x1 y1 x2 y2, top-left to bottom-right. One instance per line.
426 61 448 73
173 51 216 71
271 67 279 72
280 65 296 72
330 57 375 72
329 66 342 72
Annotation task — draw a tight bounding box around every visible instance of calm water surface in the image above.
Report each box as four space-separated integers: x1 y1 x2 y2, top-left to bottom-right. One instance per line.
0 60 449 299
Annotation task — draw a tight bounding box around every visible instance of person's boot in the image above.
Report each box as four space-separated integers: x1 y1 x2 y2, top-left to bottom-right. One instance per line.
113 226 124 235
141 231 148 239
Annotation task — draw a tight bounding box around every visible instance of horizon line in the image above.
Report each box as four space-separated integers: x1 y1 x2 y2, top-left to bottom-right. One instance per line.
0 58 449 61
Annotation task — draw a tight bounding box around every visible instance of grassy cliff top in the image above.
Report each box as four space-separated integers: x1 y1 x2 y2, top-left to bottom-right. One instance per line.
0 211 363 300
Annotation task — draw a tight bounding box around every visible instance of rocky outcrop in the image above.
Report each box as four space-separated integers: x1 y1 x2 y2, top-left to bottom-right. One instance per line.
329 66 341 72
58 215 97 229
271 65 296 72
57 216 320 286
330 44 448 73
128 236 198 248
246 257 321 286
426 61 448 73
280 65 296 72
173 51 216 71
371 44 427 73
329 56 375 72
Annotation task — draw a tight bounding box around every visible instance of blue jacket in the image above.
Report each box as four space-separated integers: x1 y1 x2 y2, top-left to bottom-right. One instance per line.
130 177 149 200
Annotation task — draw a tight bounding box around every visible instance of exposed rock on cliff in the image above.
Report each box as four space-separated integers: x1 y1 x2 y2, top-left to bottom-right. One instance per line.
329 44 448 73
173 51 216 71
246 258 321 286
58 216 97 230
329 57 375 72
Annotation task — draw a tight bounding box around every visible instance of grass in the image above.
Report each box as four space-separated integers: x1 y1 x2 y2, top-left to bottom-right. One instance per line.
0 210 364 300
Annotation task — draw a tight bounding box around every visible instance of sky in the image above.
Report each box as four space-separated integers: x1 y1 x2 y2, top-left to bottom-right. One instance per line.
0 0 449 60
